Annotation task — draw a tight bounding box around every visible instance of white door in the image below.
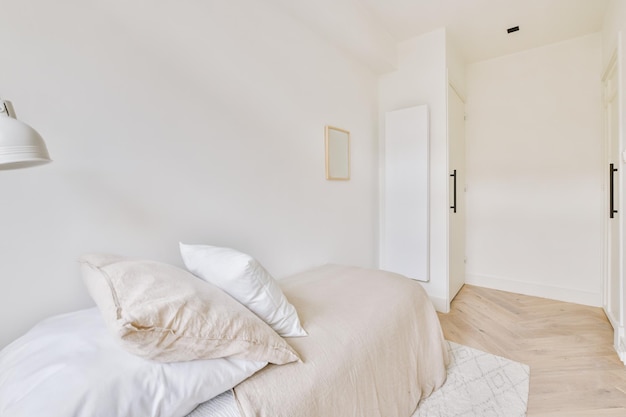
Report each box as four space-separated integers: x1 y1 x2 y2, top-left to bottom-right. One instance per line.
448 86 465 301
604 54 622 329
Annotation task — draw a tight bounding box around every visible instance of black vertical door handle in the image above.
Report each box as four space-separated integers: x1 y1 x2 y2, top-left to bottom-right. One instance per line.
450 169 457 213
610 163 618 219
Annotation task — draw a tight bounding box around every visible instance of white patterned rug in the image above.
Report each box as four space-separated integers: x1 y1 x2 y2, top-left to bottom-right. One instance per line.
413 341 530 417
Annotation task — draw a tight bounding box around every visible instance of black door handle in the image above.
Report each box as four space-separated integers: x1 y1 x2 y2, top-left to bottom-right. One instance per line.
610 163 618 219
450 169 457 213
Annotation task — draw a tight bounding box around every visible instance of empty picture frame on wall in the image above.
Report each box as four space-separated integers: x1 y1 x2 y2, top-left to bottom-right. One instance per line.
325 126 350 180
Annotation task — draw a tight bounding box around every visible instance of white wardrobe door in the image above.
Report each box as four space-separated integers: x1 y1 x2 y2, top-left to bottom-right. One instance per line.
448 86 466 301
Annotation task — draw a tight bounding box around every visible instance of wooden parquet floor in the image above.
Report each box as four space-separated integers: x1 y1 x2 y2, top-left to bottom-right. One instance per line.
437 285 626 416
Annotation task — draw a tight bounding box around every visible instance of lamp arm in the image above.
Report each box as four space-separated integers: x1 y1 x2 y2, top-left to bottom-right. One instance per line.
0 100 17 118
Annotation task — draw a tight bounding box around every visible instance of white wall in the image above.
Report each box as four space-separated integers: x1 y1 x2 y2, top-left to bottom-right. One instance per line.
465 33 604 306
602 0 626 66
264 0 397 73
446 35 467 97
378 29 449 311
0 0 382 348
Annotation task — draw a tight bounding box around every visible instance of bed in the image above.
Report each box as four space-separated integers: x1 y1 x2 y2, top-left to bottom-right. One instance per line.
0 246 448 417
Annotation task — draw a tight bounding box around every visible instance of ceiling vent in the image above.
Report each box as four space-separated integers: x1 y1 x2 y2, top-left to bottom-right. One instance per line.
507 26 520 34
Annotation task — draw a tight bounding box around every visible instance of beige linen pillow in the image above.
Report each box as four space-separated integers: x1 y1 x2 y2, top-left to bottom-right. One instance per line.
79 254 299 365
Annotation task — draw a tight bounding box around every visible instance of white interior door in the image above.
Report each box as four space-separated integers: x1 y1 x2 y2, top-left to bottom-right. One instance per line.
448 85 465 301
448 86 465 301
604 53 622 330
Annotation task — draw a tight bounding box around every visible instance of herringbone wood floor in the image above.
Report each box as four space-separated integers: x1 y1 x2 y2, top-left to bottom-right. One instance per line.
437 285 626 416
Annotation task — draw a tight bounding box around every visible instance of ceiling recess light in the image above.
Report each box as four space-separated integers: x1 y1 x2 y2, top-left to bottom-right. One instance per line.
507 26 520 34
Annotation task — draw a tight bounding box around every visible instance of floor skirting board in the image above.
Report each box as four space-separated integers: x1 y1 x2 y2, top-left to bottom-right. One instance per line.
465 273 602 307
609 314 626 365
605 310 626 364
428 296 449 314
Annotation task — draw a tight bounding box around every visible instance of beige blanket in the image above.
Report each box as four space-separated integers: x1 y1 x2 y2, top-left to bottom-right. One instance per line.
233 265 449 417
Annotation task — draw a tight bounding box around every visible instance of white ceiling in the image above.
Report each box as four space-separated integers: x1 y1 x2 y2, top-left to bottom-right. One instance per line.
359 0 609 63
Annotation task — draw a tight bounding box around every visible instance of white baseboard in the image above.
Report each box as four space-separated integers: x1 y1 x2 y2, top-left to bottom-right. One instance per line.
604 309 626 364
617 335 626 365
465 273 602 307
429 296 449 314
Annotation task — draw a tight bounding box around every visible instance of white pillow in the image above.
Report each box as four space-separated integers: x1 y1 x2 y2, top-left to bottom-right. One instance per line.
179 243 307 337
0 308 266 417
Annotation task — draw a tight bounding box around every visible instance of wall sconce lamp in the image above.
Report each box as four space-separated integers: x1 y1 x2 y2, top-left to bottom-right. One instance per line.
0 99 51 170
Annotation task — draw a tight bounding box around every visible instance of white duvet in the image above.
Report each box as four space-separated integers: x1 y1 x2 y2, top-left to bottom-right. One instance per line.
0 308 266 417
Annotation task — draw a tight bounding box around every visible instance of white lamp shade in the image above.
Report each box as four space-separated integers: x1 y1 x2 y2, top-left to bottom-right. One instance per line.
0 115 51 170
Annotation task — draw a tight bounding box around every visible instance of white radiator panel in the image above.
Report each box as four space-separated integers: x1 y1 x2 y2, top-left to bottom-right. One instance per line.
381 105 429 281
